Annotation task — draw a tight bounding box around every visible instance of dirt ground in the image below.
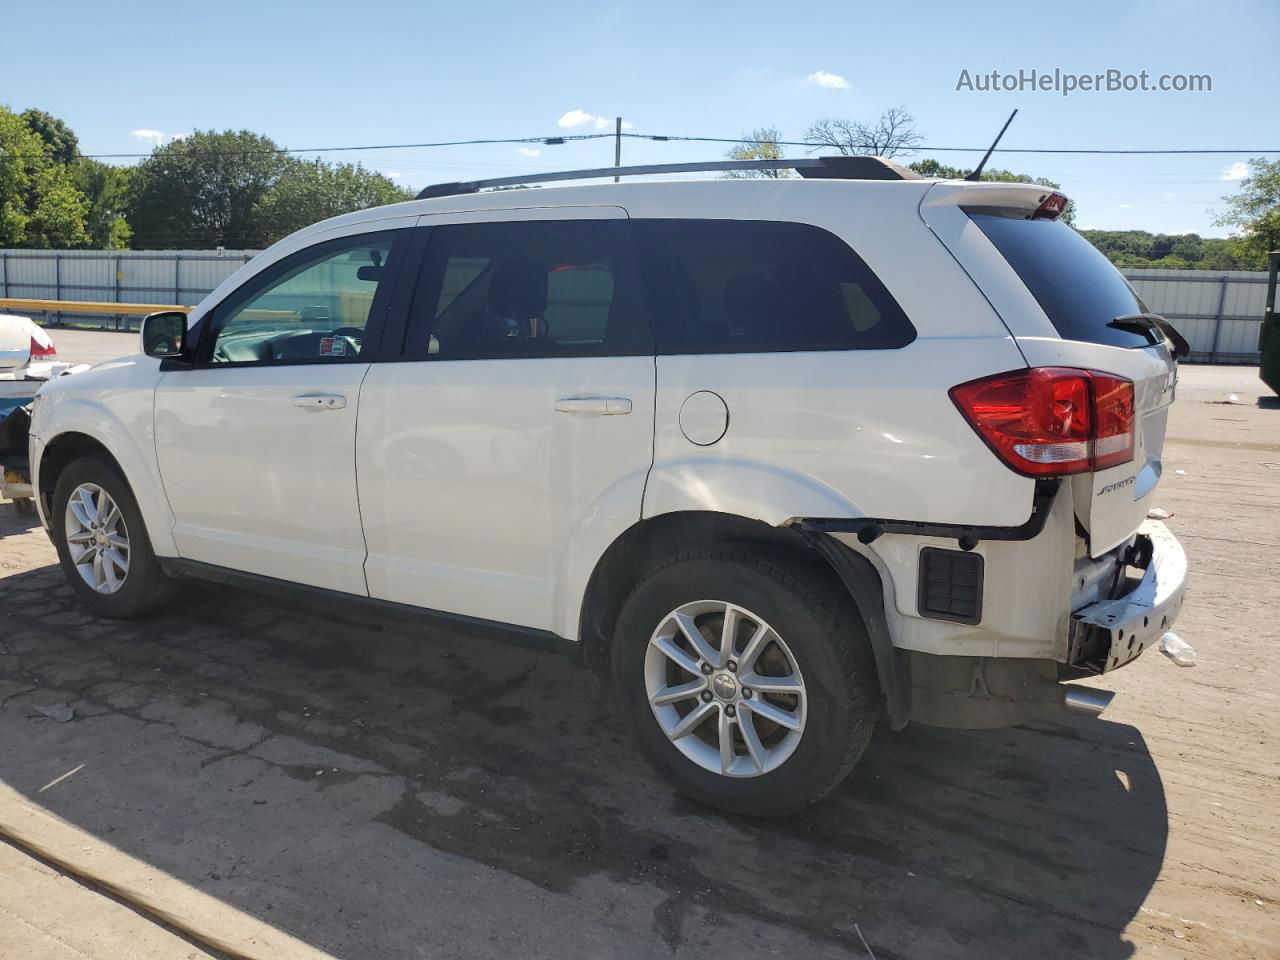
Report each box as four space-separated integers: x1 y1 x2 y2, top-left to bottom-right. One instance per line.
0 360 1276 959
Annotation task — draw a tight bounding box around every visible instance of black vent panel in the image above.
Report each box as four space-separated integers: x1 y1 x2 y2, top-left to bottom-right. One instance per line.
918 548 984 625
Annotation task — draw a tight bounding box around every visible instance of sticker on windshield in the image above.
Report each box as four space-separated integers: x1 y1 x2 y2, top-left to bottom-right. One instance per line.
319 337 346 357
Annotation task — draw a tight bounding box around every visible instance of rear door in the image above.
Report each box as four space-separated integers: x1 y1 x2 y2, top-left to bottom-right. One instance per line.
922 183 1178 556
355 208 655 633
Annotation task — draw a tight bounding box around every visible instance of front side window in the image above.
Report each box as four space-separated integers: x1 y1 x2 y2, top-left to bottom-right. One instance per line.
404 219 650 359
205 232 398 364
633 219 915 355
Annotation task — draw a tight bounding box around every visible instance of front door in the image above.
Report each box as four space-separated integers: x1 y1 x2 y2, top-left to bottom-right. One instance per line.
154 224 410 594
357 209 655 633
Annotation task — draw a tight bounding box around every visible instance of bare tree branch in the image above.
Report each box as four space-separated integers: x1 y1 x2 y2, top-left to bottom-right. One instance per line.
805 107 923 158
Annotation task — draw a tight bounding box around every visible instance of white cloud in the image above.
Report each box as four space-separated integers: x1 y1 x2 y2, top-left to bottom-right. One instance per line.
557 110 629 131
806 70 849 90
130 129 184 145
385 171 401 179
518 147 541 157
1117 203 1131 209
1222 161 1249 181
559 109 599 128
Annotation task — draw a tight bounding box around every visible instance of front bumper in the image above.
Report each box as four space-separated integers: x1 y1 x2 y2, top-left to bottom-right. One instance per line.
27 433 48 531
1069 520 1188 673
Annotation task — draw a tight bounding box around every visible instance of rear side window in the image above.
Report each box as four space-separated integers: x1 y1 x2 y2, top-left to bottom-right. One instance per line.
968 213 1153 349
633 219 915 355
404 219 651 359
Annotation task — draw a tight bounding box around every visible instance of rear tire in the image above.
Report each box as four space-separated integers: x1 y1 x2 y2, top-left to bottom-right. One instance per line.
51 456 174 618
612 548 879 816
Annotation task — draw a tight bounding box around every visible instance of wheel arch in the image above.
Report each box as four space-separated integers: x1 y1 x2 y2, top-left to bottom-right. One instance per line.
577 509 909 727
37 428 176 556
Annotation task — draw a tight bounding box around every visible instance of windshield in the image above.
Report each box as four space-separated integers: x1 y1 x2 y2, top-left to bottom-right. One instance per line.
968 212 1155 349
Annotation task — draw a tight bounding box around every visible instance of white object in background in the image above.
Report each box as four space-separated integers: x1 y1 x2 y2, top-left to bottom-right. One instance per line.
1159 632 1197 667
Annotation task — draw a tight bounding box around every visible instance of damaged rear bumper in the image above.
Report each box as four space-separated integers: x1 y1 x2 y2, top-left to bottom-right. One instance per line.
907 521 1189 729
1068 520 1188 674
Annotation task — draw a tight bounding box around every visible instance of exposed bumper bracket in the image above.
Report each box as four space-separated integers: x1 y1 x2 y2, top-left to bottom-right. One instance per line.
792 479 1059 551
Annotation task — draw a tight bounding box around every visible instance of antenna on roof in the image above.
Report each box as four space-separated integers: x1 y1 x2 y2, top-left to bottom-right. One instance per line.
965 109 1018 181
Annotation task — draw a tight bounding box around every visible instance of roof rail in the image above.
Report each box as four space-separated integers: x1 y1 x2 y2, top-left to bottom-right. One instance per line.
416 155 920 199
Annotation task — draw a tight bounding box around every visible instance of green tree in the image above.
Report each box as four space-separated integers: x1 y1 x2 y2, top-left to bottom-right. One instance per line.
253 160 411 244
26 166 90 248
71 158 133 249
1078 229 1264 270
0 105 89 247
1214 158 1280 261
127 130 294 248
723 127 793 178
21 108 80 165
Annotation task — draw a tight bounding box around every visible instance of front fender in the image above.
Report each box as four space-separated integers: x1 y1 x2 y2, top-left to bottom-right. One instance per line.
36 375 175 556
642 457 865 526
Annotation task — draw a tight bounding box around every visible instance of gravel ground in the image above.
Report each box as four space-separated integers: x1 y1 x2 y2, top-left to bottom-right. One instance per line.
0 360 1275 959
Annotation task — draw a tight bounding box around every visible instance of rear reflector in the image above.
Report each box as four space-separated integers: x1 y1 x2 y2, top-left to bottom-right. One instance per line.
950 367 1134 477
29 335 56 359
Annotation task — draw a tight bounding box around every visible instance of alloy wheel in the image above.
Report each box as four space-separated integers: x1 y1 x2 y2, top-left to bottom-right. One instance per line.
64 482 130 594
644 600 807 778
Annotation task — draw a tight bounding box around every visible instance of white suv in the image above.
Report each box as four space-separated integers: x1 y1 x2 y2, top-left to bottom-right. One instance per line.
27 157 1190 816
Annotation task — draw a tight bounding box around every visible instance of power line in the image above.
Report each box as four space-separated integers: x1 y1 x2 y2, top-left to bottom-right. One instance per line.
72 133 617 159
12 132 1276 161
620 133 1280 155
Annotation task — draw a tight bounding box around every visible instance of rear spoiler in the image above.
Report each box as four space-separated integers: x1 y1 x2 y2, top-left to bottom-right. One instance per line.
920 181 1072 219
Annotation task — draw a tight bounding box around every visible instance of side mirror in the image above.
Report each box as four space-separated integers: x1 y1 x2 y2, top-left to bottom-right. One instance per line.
140 311 189 359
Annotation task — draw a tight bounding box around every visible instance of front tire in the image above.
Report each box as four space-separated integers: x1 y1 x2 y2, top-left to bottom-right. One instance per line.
51 456 173 618
612 549 879 816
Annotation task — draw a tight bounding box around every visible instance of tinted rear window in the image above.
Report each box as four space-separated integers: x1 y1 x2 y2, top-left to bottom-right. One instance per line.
969 213 1153 349
633 219 915 355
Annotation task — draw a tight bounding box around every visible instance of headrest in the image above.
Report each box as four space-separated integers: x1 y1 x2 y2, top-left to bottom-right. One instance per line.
487 258 548 318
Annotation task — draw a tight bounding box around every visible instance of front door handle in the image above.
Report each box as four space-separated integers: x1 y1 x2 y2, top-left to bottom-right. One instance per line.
292 393 347 410
554 397 632 417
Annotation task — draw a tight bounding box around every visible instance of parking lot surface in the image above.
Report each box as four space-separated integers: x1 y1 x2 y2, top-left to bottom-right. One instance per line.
1 356 1276 959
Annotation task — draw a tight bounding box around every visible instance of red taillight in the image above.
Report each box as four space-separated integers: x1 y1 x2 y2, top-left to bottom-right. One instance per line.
950 368 1134 477
1032 192 1069 220
29 335 56 359
1090 373 1136 469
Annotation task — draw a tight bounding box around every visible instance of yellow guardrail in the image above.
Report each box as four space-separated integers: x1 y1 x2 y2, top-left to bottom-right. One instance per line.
0 298 192 316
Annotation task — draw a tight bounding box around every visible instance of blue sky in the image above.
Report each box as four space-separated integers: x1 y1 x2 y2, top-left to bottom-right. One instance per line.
7 0 1277 236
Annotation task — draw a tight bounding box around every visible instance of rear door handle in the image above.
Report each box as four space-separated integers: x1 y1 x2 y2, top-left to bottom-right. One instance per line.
292 393 347 410
554 396 632 417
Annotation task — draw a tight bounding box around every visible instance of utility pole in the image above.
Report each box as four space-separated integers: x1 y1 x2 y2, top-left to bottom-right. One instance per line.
614 117 622 181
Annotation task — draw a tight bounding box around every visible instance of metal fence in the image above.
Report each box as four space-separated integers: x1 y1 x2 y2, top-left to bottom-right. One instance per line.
0 248 258 330
1124 268 1266 364
0 249 1269 363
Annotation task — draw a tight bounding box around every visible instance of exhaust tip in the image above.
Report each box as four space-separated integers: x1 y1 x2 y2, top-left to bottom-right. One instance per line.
1063 687 1115 717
